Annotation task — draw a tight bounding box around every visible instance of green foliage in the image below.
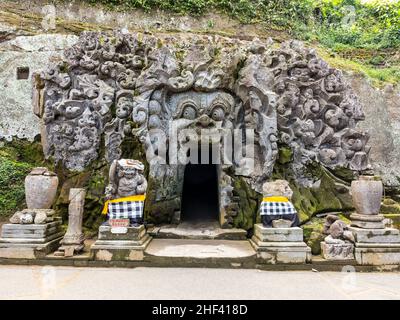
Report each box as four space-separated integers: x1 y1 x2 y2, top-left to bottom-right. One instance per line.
0 140 47 217
86 0 399 51
0 156 32 216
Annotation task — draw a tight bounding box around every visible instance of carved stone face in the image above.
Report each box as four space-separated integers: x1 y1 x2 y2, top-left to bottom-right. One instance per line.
168 90 235 131
116 97 133 119
262 179 293 199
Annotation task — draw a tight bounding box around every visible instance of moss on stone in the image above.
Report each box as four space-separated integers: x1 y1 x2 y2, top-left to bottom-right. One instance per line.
277 146 293 164
231 176 262 231
302 217 325 255
273 161 353 224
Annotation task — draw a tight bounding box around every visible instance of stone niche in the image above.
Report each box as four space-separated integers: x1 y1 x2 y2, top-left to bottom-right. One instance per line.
35 32 370 229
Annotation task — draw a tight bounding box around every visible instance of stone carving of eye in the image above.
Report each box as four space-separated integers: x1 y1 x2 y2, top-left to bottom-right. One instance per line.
211 106 225 121
182 104 197 120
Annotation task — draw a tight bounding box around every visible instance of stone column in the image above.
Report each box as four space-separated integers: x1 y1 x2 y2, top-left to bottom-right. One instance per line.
55 188 86 257
349 176 400 265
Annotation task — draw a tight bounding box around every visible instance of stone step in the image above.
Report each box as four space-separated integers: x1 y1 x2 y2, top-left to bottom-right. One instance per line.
145 239 256 262
0 231 64 244
1 226 62 238
1 221 62 232
154 222 247 240
349 226 400 243
254 225 304 242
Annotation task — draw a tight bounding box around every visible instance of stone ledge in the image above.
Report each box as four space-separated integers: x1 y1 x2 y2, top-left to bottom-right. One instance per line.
1 221 62 232
0 236 63 259
249 237 311 264
349 226 400 243
254 224 303 242
0 231 64 244
354 247 400 265
98 225 146 241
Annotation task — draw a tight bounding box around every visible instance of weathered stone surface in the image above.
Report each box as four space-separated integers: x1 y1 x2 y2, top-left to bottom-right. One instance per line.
250 238 311 264
0 220 63 259
0 34 78 141
321 241 354 260
254 224 303 242
354 245 400 265
251 224 311 264
351 176 383 216
9 208 55 224
349 226 400 244
350 212 385 229
262 180 293 199
56 188 86 256
145 239 255 259
156 221 247 240
98 225 146 241
25 167 58 210
91 224 151 261
347 76 400 188
106 159 147 200
272 219 292 228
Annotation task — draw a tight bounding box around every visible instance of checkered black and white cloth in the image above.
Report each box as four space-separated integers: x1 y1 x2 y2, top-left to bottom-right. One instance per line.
260 201 297 216
107 200 144 220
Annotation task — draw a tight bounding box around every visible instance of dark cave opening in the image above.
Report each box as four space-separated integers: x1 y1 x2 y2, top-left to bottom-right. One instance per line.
181 162 219 223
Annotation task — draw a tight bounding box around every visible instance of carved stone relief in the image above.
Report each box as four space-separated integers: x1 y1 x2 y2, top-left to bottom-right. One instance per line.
37 32 370 225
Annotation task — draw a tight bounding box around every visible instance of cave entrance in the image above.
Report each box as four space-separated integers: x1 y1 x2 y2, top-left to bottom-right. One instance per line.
181 146 220 223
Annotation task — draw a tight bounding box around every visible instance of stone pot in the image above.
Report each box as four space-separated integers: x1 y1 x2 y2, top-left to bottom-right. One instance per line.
351 176 383 215
25 167 59 209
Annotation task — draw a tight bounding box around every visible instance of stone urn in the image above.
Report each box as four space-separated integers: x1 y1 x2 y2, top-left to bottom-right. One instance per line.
25 167 59 209
351 176 383 215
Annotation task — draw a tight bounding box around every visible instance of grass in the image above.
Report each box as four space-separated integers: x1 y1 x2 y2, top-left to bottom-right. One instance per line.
317 47 400 86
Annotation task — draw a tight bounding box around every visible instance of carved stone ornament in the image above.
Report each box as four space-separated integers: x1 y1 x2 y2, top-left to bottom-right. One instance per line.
105 159 147 200
38 32 369 191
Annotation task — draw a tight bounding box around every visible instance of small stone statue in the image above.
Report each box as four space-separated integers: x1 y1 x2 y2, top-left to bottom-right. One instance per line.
321 214 355 260
103 159 147 226
260 180 300 228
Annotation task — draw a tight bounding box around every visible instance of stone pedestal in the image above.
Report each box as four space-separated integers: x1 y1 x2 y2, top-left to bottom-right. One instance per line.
91 225 151 261
250 224 311 264
350 213 385 229
349 226 400 265
0 220 63 259
321 242 354 260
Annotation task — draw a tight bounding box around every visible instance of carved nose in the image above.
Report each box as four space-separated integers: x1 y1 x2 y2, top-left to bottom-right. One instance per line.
198 114 211 127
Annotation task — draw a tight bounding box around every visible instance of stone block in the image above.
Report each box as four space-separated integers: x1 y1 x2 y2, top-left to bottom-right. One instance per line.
91 225 151 261
250 237 311 264
0 236 62 259
0 221 63 259
321 241 354 260
354 244 400 265
98 225 146 241
349 226 400 243
254 224 303 242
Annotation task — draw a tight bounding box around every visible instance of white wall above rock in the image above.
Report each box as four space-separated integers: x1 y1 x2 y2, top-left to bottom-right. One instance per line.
0 34 78 141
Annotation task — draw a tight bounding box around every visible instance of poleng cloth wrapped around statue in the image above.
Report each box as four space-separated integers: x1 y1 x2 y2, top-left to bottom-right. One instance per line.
260 196 299 226
102 195 146 220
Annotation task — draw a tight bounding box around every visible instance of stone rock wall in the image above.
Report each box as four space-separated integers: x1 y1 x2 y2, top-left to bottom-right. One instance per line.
0 34 78 141
346 75 400 189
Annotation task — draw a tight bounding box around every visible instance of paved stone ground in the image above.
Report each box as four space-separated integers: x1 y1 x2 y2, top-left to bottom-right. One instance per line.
0 265 399 300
